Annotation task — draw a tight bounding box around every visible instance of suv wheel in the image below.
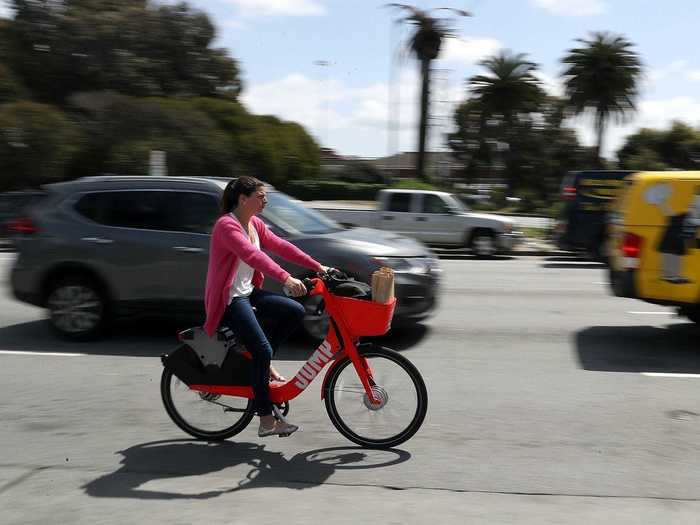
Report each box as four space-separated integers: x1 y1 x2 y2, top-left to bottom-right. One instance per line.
470 229 496 258
46 276 108 340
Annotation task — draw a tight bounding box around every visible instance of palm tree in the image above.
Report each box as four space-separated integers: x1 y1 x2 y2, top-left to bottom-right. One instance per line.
387 4 469 181
468 51 544 126
561 32 643 166
467 51 545 188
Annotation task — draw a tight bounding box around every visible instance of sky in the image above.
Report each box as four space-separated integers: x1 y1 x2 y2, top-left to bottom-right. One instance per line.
4 0 700 160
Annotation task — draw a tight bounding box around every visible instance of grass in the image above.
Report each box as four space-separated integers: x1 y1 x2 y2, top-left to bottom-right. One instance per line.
520 227 551 241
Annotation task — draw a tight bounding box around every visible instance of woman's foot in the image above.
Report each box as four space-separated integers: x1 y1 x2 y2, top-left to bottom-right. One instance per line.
269 365 286 382
258 415 298 437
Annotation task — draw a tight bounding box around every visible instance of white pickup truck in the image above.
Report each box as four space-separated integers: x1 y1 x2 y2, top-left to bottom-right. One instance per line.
310 189 522 256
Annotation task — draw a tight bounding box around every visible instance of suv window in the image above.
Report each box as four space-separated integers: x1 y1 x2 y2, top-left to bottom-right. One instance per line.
421 194 449 214
172 192 220 234
75 191 219 234
387 193 412 212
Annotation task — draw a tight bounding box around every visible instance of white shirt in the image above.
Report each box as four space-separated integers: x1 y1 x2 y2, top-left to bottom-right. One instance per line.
228 214 260 303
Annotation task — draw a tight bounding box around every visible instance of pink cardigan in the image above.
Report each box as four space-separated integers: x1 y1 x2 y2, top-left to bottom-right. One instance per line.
203 214 321 336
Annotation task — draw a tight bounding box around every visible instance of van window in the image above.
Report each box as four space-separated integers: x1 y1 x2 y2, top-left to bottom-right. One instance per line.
387 193 412 212
421 194 449 214
75 191 219 233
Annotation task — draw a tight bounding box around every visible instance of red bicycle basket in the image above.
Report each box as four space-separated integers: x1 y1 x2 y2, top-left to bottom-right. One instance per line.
331 296 397 337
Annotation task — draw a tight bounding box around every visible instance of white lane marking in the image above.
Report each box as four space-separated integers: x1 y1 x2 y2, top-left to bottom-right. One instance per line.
627 311 674 315
642 373 700 378
0 350 85 357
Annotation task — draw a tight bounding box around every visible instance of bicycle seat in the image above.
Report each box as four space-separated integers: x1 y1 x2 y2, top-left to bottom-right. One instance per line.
177 326 236 368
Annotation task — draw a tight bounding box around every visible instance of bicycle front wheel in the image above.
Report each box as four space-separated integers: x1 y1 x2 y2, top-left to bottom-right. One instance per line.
324 345 428 449
161 368 255 441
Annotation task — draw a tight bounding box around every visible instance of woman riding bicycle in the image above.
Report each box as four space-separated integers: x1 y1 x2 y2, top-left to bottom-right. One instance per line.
203 176 329 438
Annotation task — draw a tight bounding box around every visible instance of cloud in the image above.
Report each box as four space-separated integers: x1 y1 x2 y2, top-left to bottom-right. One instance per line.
648 59 689 85
531 0 607 16
242 69 455 156
534 71 565 97
219 18 246 29
441 37 503 65
0 0 12 18
687 71 700 82
224 0 325 17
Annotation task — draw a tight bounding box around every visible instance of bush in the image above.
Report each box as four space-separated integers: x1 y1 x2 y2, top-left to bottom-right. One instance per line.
0 101 82 190
283 180 386 201
337 162 388 184
513 189 546 214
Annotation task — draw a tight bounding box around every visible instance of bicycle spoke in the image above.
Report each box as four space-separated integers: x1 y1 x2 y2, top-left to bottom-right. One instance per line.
326 349 426 447
164 371 252 437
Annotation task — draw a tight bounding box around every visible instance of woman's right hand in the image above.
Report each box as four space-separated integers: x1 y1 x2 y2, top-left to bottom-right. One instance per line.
284 276 307 297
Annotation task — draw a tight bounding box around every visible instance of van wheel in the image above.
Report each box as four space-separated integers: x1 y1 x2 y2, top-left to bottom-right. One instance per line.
46 275 109 341
469 229 496 258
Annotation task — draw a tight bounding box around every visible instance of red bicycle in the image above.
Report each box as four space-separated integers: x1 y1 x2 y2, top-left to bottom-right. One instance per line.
160 272 428 449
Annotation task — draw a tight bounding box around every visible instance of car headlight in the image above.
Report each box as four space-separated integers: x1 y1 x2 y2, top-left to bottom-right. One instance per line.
372 256 441 274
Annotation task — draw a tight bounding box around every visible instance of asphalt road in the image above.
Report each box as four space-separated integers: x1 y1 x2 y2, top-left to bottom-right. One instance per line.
1 253 700 524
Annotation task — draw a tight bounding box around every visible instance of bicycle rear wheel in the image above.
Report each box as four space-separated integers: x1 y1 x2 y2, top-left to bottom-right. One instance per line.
324 345 428 449
161 368 255 441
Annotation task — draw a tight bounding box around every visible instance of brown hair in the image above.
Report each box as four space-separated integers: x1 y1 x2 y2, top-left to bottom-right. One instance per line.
219 176 264 215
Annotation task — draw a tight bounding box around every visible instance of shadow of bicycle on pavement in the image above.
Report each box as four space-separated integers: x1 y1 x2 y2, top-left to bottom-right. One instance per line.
83 439 411 500
575 323 700 373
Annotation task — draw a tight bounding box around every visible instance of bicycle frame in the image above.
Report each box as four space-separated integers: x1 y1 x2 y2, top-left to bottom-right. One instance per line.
188 278 382 405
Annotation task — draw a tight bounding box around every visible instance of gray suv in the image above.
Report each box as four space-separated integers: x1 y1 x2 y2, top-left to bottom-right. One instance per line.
10 176 441 340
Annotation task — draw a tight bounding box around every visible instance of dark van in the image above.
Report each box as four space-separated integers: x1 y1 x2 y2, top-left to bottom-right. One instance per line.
554 170 632 260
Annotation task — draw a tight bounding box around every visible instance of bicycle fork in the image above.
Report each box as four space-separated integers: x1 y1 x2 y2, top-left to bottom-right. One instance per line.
351 354 380 406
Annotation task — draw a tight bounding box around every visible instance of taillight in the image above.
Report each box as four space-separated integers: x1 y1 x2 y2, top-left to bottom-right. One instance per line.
561 186 576 201
622 232 642 258
6 217 38 234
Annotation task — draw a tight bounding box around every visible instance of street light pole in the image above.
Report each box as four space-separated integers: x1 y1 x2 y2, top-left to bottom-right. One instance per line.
314 60 331 147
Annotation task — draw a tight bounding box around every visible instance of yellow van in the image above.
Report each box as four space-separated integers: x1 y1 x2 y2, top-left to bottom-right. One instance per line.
609 171 700 323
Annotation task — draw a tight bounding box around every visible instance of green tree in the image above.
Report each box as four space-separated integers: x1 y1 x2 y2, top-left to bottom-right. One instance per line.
0 63 26 103
8 0 241 103
65 92 233 179
387 3 469 181
617 121 700 170
450 93 591 202
468 51 544 127
0 101 82 190
236 115 320 187
65 93 320 185
450 51 546 192
561 32 643 166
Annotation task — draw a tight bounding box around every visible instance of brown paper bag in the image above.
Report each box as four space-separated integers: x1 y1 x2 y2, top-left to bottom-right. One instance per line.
371 267 395 303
